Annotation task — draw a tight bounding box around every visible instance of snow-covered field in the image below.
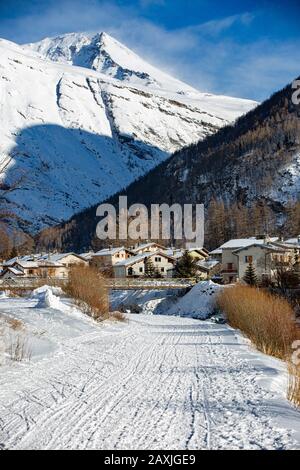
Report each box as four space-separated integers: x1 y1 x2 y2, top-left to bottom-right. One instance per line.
0 288 299 450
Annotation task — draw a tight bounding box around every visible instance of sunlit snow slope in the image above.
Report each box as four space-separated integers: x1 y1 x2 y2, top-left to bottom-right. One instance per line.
0 34 257 232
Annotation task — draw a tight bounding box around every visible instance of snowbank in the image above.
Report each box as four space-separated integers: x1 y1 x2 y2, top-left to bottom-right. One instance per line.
110 289 181 315
0 287 100 362
110 281 223 319
32 286 67 311
167 281 223 319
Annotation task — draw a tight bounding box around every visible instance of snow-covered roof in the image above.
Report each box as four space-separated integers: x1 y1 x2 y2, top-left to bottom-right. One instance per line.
132 242 166 253
284 238 300 246
4 254 44 266
165 248 184 259
0 266 25 277
79 251 94 260
197 259 220 271
14 261 39 269
233 243 287 254
220 237 278 250
38 252 74 262
93 246 129 257
115 251 174 267
209 248 222 255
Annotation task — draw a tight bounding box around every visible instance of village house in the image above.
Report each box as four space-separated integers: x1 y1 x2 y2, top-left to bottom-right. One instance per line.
166 246 209 262
196 259 221 280
131 242 167 255
0 253 88 280
113 251 176 278
91 247 134 272
214 237 279 284
209 236 300 284
232 243 294 284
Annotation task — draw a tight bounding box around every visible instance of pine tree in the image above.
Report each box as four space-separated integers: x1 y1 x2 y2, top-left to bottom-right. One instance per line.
243 263 258 286
144 258 156 278
175 251 199 278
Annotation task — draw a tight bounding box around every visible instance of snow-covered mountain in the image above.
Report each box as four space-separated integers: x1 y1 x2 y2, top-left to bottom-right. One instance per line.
0 33 257 233
25 32 199 96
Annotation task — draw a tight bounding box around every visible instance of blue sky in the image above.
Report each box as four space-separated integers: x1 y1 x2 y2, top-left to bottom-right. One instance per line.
0 0 299 100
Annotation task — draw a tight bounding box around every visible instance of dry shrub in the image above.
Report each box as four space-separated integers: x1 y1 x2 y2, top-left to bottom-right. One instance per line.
7 318 24 331
109 311 128 322
7 333 32 362
3 288 29 298
63 265 109 321
217 285 300 359
217 285 300 407
288 361 300 407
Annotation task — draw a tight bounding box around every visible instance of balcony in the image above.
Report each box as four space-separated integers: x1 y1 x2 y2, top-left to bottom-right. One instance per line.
221 267 238 274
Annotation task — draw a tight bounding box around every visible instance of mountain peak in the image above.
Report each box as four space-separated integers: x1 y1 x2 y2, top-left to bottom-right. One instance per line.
23 31 201 95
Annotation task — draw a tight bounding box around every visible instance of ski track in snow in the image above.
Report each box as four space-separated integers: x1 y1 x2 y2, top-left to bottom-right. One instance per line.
0 299 299 450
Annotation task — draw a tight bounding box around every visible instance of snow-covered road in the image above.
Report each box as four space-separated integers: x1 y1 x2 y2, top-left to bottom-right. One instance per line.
0 296 299 450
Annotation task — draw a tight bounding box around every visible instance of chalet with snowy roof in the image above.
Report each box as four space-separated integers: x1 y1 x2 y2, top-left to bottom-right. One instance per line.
0 253 88 280
232 243 295 284
131 242 167 255
216 237 279 284
113 251 176 278
91 247 134 272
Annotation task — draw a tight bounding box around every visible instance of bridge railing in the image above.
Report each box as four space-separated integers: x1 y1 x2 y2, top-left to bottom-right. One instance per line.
0 277 196 291
106 278 197 290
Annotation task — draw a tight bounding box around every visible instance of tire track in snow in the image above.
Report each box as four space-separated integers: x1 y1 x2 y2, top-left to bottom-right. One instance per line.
0 310 298 450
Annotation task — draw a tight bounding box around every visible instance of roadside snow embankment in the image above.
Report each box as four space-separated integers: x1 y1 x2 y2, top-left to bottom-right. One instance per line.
110 281 223 319
110 288 180 315
0 286 100 362
167 281 223 319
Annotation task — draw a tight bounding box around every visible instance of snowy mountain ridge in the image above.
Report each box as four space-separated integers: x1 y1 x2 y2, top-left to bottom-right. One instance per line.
0 33 257 233
24 32 199 96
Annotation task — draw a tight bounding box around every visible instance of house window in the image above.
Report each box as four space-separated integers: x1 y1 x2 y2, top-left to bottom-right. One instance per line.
139 267 143 273
161 267 165 272
245 256 253 263
227 263 233 270
28 269 34 275
155 257 162 262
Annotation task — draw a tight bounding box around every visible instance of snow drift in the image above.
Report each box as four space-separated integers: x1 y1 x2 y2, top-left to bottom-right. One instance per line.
167 281 223 319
